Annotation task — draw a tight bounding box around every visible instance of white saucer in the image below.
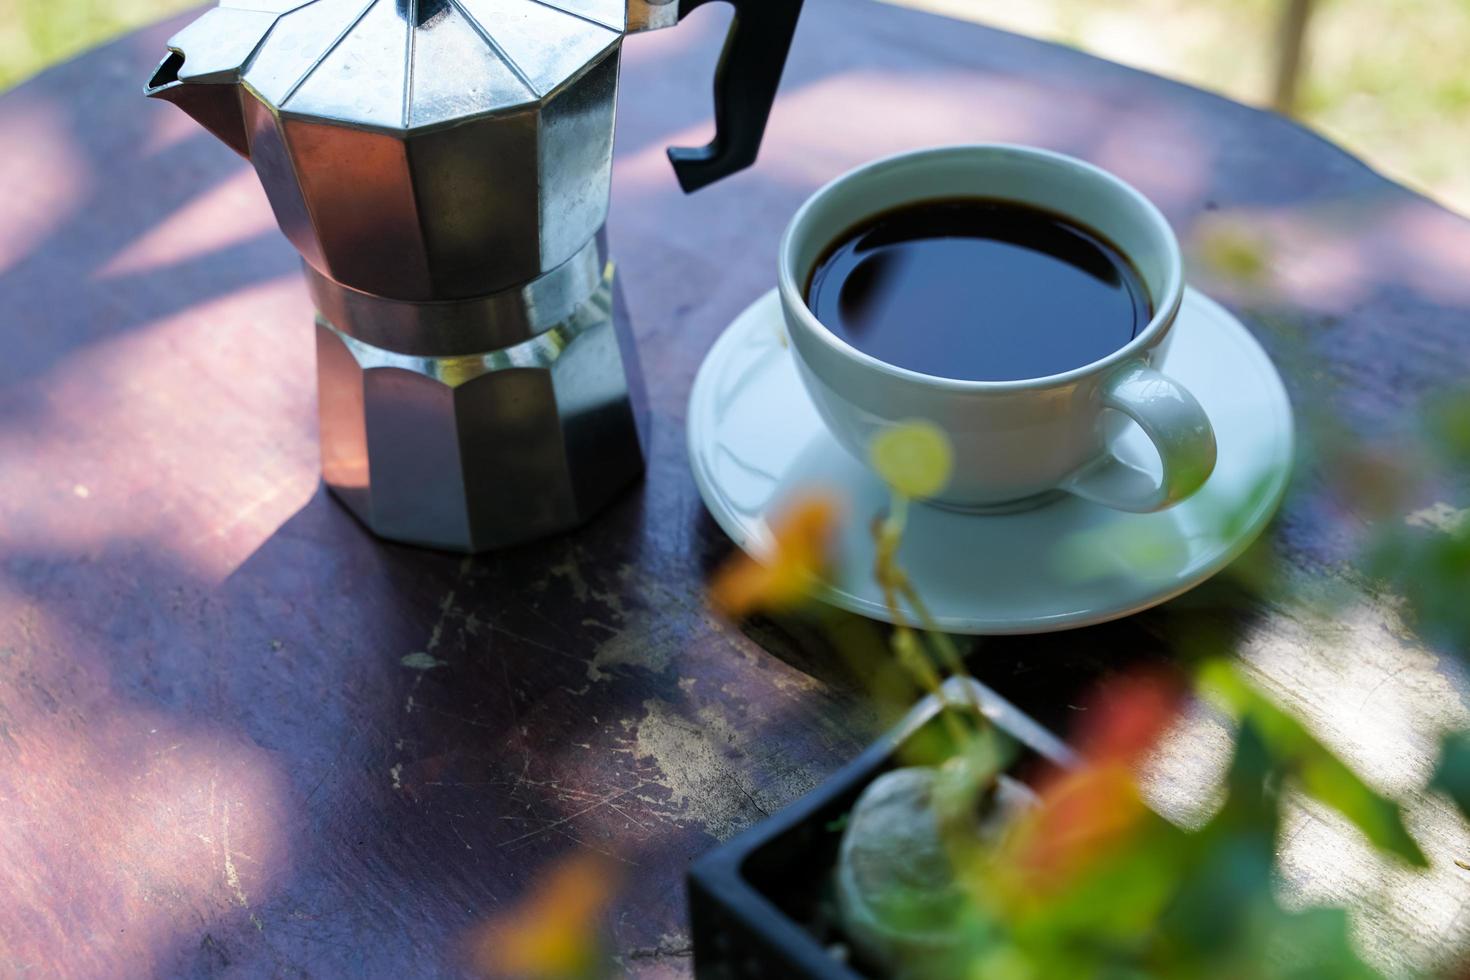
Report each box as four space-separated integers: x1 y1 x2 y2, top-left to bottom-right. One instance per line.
687 289 1294 634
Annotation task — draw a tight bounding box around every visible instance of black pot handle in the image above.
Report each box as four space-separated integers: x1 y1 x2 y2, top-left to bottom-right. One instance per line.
667 0 806 193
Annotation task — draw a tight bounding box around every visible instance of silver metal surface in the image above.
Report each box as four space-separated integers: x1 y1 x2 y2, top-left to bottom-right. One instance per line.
164 7 277 83
145 0 690 550
305 235 608 357
149 0 623 301
316 257 643 555
258 42 621 300
315 258 646 552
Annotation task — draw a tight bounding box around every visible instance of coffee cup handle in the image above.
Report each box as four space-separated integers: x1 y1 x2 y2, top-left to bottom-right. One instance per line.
1060 362 1217 513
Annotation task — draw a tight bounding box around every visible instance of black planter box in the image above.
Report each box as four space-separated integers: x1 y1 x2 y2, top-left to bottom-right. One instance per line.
687 678 1077 979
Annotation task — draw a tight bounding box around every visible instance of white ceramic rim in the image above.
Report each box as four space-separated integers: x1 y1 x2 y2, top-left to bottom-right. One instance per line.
685 288 1294 634
777 143 1187 393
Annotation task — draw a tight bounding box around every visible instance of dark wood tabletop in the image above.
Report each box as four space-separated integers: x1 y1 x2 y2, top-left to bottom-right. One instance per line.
3 0 1468 975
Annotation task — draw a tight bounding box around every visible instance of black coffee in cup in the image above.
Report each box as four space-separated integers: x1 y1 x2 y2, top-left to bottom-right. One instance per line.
805 197 1151 383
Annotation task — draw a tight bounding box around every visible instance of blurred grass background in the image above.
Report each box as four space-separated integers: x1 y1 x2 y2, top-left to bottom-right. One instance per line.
0 0 1466 215
890 0 1470 216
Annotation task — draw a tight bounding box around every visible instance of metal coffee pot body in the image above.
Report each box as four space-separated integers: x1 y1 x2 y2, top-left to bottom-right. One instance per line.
146 0 802 551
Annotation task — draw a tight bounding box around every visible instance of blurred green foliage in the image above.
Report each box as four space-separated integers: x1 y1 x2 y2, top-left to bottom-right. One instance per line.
893 0 1470 217
1201 660 1427 868
948 715 1395 979
712 342 1470 976
708 398 1459 976
1431 731 1470 822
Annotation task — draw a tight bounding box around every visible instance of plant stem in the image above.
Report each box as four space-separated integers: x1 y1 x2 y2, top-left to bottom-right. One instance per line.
897 628 969 746
897 577 984 719
874 490 973 746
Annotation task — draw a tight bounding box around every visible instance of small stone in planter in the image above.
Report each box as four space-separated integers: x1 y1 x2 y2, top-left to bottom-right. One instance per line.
834 765 1035 978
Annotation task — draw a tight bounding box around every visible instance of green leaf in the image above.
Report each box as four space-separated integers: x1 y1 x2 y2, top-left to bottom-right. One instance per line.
1021 815 1186 944
1430 729 1470 821
1366 518 1470 650
870 421 953 499
1156 724 1383 979
1199 660 1429 867
1159 722 1278 957
1424 391 1470 467
1168 898 1384 980
1295 749 1426 866
1256 905 1384 980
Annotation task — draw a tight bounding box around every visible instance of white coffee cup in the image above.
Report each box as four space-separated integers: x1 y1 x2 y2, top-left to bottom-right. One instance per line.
778 144 1216 513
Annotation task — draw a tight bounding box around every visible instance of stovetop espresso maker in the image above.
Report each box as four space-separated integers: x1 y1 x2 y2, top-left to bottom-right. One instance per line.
146 0 803 552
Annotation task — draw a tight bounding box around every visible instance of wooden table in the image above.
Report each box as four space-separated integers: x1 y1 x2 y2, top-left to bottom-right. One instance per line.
2 1 1467 975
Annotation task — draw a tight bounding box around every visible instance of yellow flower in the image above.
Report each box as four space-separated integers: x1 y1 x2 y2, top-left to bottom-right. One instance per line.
471 852 618 979
710 492 840 616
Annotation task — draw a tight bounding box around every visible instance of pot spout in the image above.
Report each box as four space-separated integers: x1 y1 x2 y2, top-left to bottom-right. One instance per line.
145 50 250 158
142 6 282 159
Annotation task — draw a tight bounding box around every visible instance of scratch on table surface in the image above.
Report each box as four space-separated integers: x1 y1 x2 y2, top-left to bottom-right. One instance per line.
392 565 468 783
482 623 583 664
449 816 472 851
498 769 638 810
1356 660 1418 713
220 797 249 910
499 657 521 735
191 485 283 545
508 755 530 795
609 799 652 832
497 786 635 849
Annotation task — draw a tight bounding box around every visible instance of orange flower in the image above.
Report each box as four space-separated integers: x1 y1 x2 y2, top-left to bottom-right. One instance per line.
1074 670 1183 768
710 492 840 617
1002 762 1146 894
999 671 1182 893
471 852 619 979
